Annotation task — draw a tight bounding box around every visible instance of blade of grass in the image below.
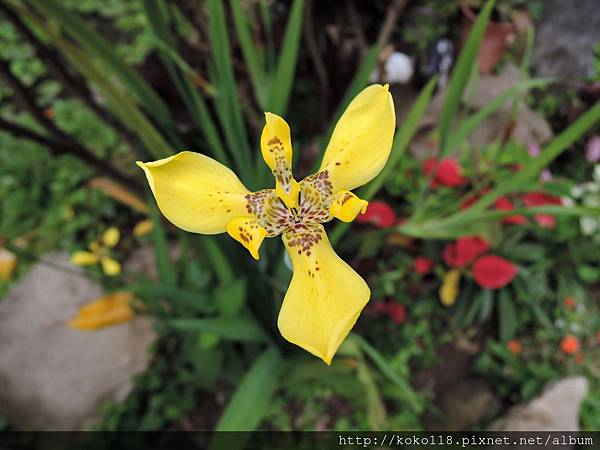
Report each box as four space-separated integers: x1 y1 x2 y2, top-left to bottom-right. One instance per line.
169 316 269 342
141 0 229 164
472 100 600 211
150 202 177 285
445 78 551 154
206 0 252 182
230 0 268 108
351 334 422 411
212 347 283 435
400 205 600 239
266 0 303 115
438 0 495 156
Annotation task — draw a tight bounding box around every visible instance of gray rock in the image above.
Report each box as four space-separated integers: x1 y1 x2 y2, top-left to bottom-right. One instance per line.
533 0 600 79
0 253 156 430
489 376 589 431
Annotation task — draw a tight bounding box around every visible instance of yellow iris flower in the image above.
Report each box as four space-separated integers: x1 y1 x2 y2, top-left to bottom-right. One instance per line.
137 85 396 364
71 227 122 276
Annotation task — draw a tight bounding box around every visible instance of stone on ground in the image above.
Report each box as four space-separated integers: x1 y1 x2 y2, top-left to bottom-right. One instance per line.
0 253 156 430
489 376 588 431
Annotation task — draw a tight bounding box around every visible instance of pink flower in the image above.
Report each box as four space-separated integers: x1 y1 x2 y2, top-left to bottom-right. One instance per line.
356 201 396 228
424 157 466 188
586 135 600 162
472 255 518 289
414 256 433 275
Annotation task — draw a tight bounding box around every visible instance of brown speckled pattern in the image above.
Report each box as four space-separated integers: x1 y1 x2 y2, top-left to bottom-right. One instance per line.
266 137 294 196
245 169 334 251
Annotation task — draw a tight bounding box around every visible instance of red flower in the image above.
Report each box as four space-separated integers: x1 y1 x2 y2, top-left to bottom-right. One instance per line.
414 256 433 275
424 157 466 188
356 201 396 228
472 255 518 289
371 300 388 315
521 192 562 228
387 303 406 324
560 335 580 355
443 236 490 268
494 196 527 225
564 296 576 309
507 339 522 354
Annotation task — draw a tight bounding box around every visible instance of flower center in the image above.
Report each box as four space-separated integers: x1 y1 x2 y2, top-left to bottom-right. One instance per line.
245 170 333 238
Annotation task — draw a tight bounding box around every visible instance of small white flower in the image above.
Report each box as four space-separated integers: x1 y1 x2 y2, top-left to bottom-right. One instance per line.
580 216 599 235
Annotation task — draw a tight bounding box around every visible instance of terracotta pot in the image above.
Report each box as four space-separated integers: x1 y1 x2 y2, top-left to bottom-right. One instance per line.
460 2 516 74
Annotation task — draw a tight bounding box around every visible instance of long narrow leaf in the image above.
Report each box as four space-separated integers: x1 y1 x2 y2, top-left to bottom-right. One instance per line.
212 347 282 435
445 78 551 154
206 0 252 181
169 316 269 342
141 0 228 163
266 0 303 115
438 0 495 155
230 0 268 107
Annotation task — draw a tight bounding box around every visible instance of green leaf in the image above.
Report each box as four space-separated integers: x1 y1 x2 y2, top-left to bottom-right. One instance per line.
213 347 283 434
266 0 303 115
129 282 211 312
445 78 551 154
206 0 252 181
142 0 228 163
215 278 247 317
169 316 269 342
230 0 268 107
351 334 421 411
474 100 600 211
439 0 495 155
150 203 177 285
498 290 518 341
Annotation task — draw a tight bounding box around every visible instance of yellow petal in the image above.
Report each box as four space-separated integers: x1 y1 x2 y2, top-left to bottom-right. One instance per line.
133 219 154 237
69 291 135 330
226 216 267 260
260 112 299 209
71 251 99 266
101 256 121 276
102 227 120 248
0 248 17 281
320 84 395 193
279 225 370 365
329 190 368 223
137 151 250 234
440 269 461 306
